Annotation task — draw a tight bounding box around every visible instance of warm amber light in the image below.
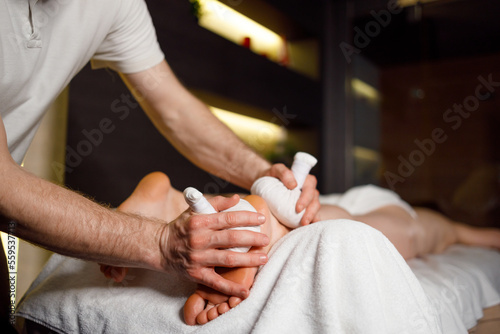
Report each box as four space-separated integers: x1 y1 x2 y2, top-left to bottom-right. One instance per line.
210 106 286 153
398 0 439 6
354 146 380 162
351 78 380 102
198 0 284 61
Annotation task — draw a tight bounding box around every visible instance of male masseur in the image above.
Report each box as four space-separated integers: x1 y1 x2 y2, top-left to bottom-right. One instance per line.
0 0 320 330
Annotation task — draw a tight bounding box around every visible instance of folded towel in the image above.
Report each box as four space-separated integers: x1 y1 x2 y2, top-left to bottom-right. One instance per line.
16 220 441 333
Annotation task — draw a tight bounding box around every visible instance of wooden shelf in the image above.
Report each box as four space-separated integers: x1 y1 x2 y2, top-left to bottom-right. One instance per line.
195 0 319 79
150 0 321 127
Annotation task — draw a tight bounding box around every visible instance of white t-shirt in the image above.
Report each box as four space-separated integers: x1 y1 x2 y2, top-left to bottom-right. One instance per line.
0 0 165 164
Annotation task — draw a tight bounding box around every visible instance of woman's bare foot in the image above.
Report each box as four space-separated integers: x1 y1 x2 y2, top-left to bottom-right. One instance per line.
183 195 290 326
100 172 188 282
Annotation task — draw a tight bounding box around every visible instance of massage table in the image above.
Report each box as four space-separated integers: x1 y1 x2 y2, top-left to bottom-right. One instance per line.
15 216 500 333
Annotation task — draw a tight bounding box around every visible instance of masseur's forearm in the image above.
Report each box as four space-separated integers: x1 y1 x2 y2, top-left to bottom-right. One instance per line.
0 160 164 271
121 61 271 190
160 99 271 190
161 99 269 190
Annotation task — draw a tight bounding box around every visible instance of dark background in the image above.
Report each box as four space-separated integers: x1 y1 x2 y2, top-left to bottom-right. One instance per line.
65 0 500 226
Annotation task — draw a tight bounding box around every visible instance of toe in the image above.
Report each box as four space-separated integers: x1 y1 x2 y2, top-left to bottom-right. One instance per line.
103 266 114 279
184 293 206 326
228 296 243 308
110 267 128 282
207 306 219 321
196 303 214 325
218 302 230 314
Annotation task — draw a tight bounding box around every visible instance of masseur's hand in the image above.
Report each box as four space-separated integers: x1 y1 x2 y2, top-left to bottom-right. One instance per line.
264 163 320 225
160 194 269 299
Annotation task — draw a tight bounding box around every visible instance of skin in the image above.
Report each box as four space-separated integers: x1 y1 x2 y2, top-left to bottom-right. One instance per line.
317 204 500 260
119 61 321 226
186 199 500 325
98 173 289 325
102 172 500 325
0 59 321 299
0 138 268 298
183 195 289 325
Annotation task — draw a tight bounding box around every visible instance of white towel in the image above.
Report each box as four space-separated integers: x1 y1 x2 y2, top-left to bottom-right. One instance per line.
16 220 441 334
319 185 417 218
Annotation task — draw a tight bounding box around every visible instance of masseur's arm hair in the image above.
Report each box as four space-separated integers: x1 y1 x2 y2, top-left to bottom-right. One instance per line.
120 60 271 190
0 114 268 298
0 114 165 270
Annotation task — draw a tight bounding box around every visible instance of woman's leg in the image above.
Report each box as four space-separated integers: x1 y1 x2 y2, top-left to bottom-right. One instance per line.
317 204 500 261
412 207 500 254
353 206 421 260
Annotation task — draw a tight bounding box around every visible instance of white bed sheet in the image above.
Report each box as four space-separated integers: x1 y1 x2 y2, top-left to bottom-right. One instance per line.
320 186 500 331
15 222 500 333
408 245 500 332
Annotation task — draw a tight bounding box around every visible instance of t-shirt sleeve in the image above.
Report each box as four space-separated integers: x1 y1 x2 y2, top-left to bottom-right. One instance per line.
91 0 164 74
